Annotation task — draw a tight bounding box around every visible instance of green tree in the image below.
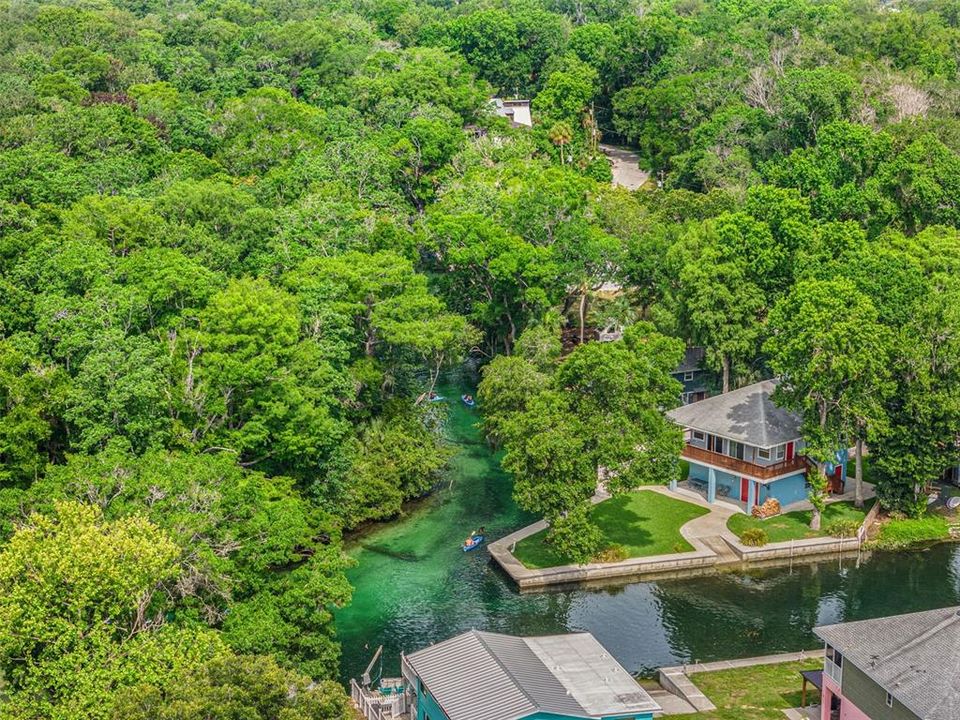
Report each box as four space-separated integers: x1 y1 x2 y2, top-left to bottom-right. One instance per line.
675 243 764 393
870 275 960 514
0 340 66 487
188 279 347 478
766 279 892 526
500 325 683 561
112 653 354 720
0 501 216 719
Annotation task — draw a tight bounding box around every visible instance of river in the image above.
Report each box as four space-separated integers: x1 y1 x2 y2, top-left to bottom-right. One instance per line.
335 379 960 682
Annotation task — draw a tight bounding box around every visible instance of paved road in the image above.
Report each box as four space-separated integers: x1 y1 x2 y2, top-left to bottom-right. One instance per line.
600 143 649 190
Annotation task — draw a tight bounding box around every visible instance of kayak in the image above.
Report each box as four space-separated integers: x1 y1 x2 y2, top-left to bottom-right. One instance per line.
461 395 476 407
428 395 445 402
462 534 485 551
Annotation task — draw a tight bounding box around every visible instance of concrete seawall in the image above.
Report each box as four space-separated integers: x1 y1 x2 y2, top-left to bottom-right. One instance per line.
488 487 875 590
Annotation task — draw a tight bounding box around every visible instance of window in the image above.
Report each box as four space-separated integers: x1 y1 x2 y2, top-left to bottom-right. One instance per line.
683 371 695 381
885 692 894 708
774 444 786 461
825 645 843 668
728 441 745 460
824 645 844 684
757 447 771 461
692 430 705 441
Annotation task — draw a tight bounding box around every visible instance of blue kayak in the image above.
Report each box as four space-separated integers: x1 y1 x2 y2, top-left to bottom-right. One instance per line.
428 395 445 402
461 395 476 407
462 534 485 551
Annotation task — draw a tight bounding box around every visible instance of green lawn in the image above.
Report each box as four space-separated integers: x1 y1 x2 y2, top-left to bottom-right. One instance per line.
727 500 874 544
512 490 709 569
672 659 822 720
871 514 951 550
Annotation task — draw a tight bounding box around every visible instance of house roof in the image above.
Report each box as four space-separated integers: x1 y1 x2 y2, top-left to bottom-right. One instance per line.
403 631 660 720
674 346 706 374
665 379 802 448
814 606 960 720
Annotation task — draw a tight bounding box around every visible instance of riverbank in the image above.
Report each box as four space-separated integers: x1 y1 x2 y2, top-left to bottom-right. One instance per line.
488 486 871 590
335 378 960 684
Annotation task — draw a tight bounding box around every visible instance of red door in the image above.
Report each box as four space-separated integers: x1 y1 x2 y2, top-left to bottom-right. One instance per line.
740 477 749 502
785 442 795 461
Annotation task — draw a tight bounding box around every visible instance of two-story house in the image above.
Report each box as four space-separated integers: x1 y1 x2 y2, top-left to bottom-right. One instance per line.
666 379 841 510
400 630 660 720
814 606 960 720
672 346 711 405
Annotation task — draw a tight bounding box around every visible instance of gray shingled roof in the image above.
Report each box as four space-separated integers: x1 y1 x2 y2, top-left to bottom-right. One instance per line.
674 346 706 374
814 606 960 720
403 631 660 720
665 379 802 448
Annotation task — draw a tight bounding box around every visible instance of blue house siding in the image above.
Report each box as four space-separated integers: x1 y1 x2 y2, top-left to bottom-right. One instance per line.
687 462 739 499
761 472 809 506
412 688 655 720
686 461 813 507
415 678 450 720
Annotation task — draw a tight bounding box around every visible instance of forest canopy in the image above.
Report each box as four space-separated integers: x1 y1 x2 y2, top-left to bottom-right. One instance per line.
2 0 960 716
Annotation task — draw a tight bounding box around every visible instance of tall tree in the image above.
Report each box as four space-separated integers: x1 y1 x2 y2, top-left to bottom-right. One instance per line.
499 324 683 561
676 243 764 393
766 278 892 526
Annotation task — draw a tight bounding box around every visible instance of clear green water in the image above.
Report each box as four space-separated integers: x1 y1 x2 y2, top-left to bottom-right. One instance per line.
335 379 960 682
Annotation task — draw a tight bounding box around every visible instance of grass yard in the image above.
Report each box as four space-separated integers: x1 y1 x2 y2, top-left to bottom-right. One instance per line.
672 659 822 720
727 500 874 544
512 490 709 569
871 514 951 550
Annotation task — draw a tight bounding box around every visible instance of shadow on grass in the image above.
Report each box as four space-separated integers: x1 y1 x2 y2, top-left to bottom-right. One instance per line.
592 496 655 549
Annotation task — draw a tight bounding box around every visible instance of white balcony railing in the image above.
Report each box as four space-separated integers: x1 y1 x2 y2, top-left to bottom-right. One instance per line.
824 658 843 686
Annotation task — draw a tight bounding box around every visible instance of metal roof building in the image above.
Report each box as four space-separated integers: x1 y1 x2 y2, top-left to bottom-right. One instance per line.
401 630 660 720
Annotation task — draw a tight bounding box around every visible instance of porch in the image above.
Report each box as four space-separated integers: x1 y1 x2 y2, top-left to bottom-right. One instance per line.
350 678 409 720
680 444 809 481
673 464 771 510
677 478 747 513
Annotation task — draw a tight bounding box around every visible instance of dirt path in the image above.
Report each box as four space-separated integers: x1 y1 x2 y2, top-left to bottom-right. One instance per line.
600 143 649 190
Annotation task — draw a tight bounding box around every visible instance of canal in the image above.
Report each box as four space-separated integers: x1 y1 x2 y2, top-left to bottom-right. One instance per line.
335 379 960 682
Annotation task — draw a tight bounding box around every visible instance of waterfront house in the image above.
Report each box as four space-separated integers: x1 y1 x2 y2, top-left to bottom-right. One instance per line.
814 606 960 720
672 346 711 405
666 379 846 510
400 630 660 720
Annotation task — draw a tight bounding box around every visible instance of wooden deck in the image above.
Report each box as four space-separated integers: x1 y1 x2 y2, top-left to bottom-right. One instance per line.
681 444 809 480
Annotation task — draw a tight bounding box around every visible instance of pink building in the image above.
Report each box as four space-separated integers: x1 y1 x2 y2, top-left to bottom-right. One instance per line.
813 606 960 720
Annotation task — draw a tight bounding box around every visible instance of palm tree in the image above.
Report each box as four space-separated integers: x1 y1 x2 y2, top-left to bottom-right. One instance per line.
548 122 573 164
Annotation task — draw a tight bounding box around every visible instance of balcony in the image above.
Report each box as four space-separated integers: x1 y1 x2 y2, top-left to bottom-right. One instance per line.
681 444 809 480
824 658 842 686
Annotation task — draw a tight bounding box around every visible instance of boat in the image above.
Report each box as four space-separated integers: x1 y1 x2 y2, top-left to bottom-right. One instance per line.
428 394 445 402
461 394 476 407
462 534 485 552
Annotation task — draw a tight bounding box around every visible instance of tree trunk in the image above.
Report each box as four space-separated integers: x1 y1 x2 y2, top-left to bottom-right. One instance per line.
854 436 864 509
721 354 731 393
578 289 587 345
810 503 822 531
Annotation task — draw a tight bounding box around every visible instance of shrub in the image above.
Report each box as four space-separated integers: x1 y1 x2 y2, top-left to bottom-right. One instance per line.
593 544 628 563
824 518 860 538
741 528 768 546
871 514 950 550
